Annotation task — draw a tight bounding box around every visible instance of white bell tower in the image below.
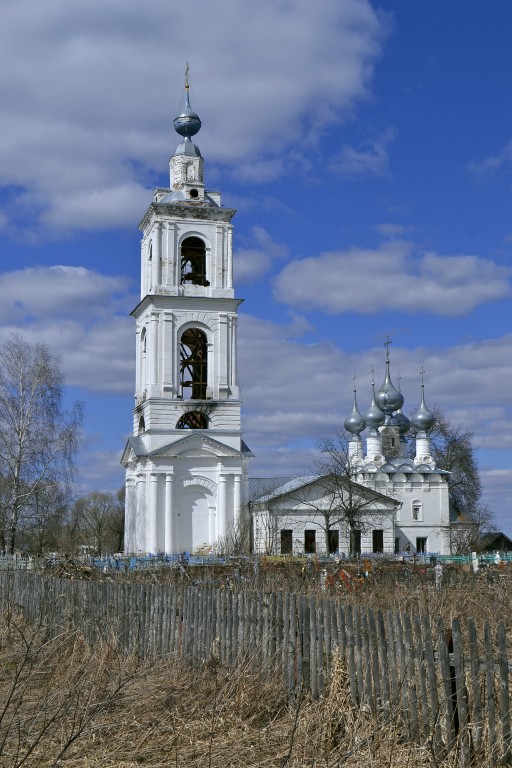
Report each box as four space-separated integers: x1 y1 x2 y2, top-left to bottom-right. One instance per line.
122 76 253 554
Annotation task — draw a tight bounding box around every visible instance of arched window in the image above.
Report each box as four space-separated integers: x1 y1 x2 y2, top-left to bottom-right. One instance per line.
181 236 209 286
180 328 207 399
176 411 208 429
138 415 146 434
412 500 423 521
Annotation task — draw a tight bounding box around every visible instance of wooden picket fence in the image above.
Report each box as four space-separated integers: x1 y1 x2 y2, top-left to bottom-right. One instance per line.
0 571 510 763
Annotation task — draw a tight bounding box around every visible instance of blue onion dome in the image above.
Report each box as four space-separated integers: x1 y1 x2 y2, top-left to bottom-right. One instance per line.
173 75 202 157
173 87 201 138
411 382 435 433
344 388 366 435
364 381 385 430
376 349 404 418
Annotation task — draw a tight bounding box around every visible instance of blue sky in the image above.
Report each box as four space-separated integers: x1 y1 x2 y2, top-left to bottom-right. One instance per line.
1 0 512 531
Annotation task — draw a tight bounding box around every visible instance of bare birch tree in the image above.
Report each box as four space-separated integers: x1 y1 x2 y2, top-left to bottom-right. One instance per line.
0 335 83 553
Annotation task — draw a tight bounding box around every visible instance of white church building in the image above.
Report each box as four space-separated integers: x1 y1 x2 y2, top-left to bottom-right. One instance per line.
122 81 252 554
251 350 453 557
122 80 458 557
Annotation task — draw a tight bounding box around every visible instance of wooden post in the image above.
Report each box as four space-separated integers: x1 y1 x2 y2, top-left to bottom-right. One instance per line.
421 614 443 756
452 618 470 765
354 606 365 704
484 621 497 760
301 596 311 692
360 610 373 710
498 620 511 764
346 605 358 703
437 618 457 752
404 613 419 741
376 609 390 711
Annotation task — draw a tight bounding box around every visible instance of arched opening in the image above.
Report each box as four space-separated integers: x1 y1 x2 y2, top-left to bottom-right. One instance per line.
138 415 146 434
180 236 209 287
180 328 207 399
412 499 423 521
176 411 208 429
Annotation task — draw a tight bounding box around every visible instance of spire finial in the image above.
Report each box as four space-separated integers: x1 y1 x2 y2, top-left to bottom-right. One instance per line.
396 371 402 392
353 371 357 392
384 335 392 362
185 62 190 91
420 365 426 388
371 365 375 386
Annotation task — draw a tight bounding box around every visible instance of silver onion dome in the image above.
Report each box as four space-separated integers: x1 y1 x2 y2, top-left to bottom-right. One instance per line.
376 348 404 419
364 381 385 431
173 79 202 157
411 383 435 433
344 388 366 435
393 407 411 436
173 87 201 139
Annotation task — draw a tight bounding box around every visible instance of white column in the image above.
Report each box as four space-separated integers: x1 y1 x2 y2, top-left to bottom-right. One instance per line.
366 431 383 463
136 474 146 552
233 474 242 532
164 472 174 554
140 238 146 298
162 311 174 391
135 327 141 397
124 476 136 553
230 315 238 390
217 467 227 545
153 222 161 287
218 313 229 398
150 312 159 387
208 506 216 547
348 436 363 461
147 473 158 553
415 433 433 465
227 225 233 289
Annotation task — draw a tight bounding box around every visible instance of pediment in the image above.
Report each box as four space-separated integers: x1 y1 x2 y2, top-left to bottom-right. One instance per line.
254 472 399 511
121 437 147 466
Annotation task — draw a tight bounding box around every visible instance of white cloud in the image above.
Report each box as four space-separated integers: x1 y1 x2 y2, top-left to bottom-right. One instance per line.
0 0 388 236
78 448 126 494
374 222 409 237
468 139 512 177
273 240 511 315
330 128 395 177
235 227 289 283
0 266 134 393
0 266 131 321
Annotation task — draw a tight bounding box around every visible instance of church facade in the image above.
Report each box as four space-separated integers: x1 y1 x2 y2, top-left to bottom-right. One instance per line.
122 82 252 554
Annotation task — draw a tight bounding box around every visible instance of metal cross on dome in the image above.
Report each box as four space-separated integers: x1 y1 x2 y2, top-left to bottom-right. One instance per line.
384 334 392 361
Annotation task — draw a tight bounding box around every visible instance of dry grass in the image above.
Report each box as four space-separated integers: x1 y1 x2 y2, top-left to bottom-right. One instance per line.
2 566 510 767
0 607 496 768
